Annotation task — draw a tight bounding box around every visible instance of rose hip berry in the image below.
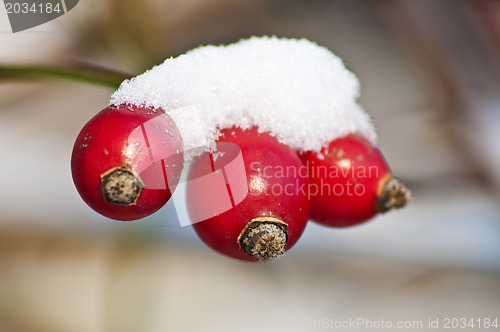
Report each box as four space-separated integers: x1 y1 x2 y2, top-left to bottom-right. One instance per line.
187 127 311 262
71 104 184 221
299 134 410 227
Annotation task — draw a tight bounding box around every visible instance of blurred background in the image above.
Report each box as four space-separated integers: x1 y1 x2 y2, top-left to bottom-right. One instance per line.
1 0 500 331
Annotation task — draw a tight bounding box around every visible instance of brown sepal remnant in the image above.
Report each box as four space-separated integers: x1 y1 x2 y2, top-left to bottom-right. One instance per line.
238 217 289 261
376 174 411 213
100 165 143 206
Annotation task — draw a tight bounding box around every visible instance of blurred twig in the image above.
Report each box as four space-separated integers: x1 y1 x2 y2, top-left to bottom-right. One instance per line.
0 62 132 89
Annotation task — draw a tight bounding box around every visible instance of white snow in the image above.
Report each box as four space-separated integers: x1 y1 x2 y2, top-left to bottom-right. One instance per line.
110 36 376 160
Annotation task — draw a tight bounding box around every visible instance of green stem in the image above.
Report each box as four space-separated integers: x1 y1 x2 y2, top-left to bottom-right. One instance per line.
0 63 132 89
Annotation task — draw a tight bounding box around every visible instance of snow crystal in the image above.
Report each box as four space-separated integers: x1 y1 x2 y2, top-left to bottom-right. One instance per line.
110 36 376 160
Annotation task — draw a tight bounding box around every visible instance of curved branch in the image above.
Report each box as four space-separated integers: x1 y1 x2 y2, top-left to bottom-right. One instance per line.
0 62 132 89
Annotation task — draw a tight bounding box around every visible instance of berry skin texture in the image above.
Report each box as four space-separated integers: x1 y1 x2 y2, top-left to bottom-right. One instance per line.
299 134 410 228
187 127 311 262
71 104 184 221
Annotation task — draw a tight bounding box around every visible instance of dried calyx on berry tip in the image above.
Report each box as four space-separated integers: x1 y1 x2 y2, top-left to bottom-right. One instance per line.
238 217 289 261
376 174 411 213
100 165 143 206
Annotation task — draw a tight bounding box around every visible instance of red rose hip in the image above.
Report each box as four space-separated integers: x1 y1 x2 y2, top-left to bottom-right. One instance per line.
71 104 184 221
299 134 410 227
187 127 311 261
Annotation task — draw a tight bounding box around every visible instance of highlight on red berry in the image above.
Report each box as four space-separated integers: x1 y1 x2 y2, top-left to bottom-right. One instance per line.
186 127 311 262
71 104 184 221
299 134 410 228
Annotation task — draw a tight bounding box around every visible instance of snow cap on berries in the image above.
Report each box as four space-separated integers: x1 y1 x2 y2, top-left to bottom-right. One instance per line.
110 36 376 160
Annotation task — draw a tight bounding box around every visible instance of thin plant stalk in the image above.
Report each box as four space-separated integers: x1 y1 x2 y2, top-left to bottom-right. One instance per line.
0 62 131 89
